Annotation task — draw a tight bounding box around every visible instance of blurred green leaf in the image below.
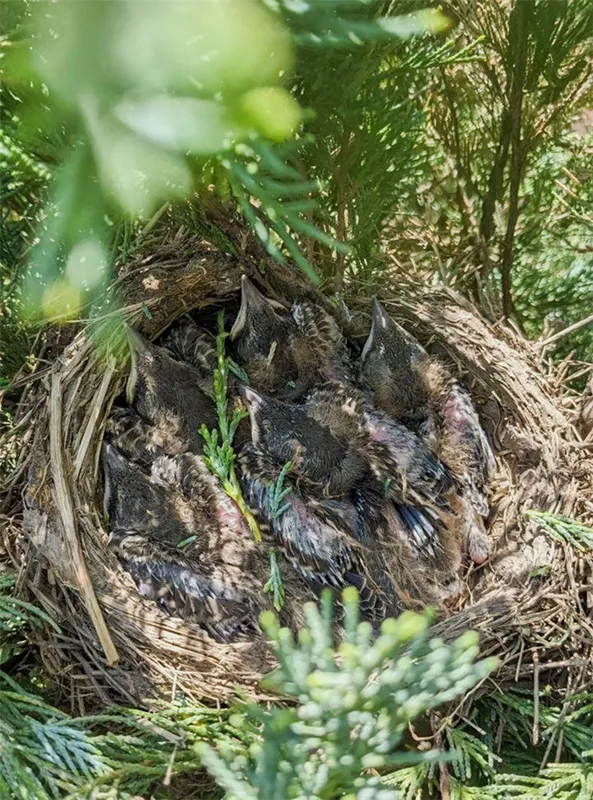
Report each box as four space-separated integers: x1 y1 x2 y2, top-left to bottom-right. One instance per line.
115 95 246 154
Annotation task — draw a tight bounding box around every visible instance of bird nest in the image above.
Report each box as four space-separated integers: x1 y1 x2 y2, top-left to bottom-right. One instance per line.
5 220 593 709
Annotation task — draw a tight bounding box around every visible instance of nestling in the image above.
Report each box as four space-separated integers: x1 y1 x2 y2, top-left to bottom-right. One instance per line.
126 327 217 454
359 298 432 430
359 299 494 564
230 276 301 396
239 442 402 620
230 276 350 398
238 383 368 495
159 316 217 378
102 440 267 641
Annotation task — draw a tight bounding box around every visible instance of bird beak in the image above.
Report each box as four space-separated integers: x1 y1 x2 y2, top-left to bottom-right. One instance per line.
230 276 268 340
127 326 152 355
371 298 390 331
361 298 387 362
102 442 124 518
126 327 152 404
237 383 263 410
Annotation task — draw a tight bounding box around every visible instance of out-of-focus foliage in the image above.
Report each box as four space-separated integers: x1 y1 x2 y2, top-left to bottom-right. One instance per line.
1 0 449 326
198 589 497 799
0 575 496 799
381 0 593 362
2 0 593 378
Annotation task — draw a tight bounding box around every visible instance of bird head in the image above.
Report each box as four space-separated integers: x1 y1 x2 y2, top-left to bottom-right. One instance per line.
359 300 430 419
361 298 425 366
239 384 350 483
230 276 285 342
125 325 217 449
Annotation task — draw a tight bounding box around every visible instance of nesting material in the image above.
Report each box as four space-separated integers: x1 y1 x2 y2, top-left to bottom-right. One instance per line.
8 223 593 707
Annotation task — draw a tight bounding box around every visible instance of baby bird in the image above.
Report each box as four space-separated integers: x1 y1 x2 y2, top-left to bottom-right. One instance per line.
102 441 265 641
239 381 458 571
240 440 445 617
359 299 494 564
230 276 301 395
238 384 368 496
126 327 217 454
230 276 350 398
105 406 179 467
239 443 402 621
360 298 432 431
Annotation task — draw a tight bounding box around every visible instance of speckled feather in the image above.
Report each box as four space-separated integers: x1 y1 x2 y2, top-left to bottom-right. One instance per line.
239 443 397 621
105 407 181 467
358 301 494 564
239 385 369 496
110 529 262 642
159 317 217 377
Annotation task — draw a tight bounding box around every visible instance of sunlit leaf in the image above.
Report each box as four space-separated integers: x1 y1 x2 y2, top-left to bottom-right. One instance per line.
115 95 245 154
377 10 453 38
113 0 293 97
83 103 191 217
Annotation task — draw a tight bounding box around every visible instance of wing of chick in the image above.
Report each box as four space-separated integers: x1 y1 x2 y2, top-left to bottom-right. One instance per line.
436 380 495 515
105 407 184 467
159 317 217 377
126 328 217 454
239 443 397 621
290 301 354 390
110 529 262 642
363 409 457 507
422 367 495 564
362 408 463 562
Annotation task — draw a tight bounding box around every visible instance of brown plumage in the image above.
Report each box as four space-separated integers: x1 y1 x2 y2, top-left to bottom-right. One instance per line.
359 299 495 565
159 316 217 378
238 383 368 496
239 378 461 591
105 407 181 467
239 442 432 620
421 362 495 565
126 327 217 454
102 440 315 638
230 276 350 399
359 298 432 430
230 277 301 396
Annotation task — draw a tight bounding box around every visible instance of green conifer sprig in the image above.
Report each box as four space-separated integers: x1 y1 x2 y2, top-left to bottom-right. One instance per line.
526 510 593 552
197 589 498 799
200 311 262 543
